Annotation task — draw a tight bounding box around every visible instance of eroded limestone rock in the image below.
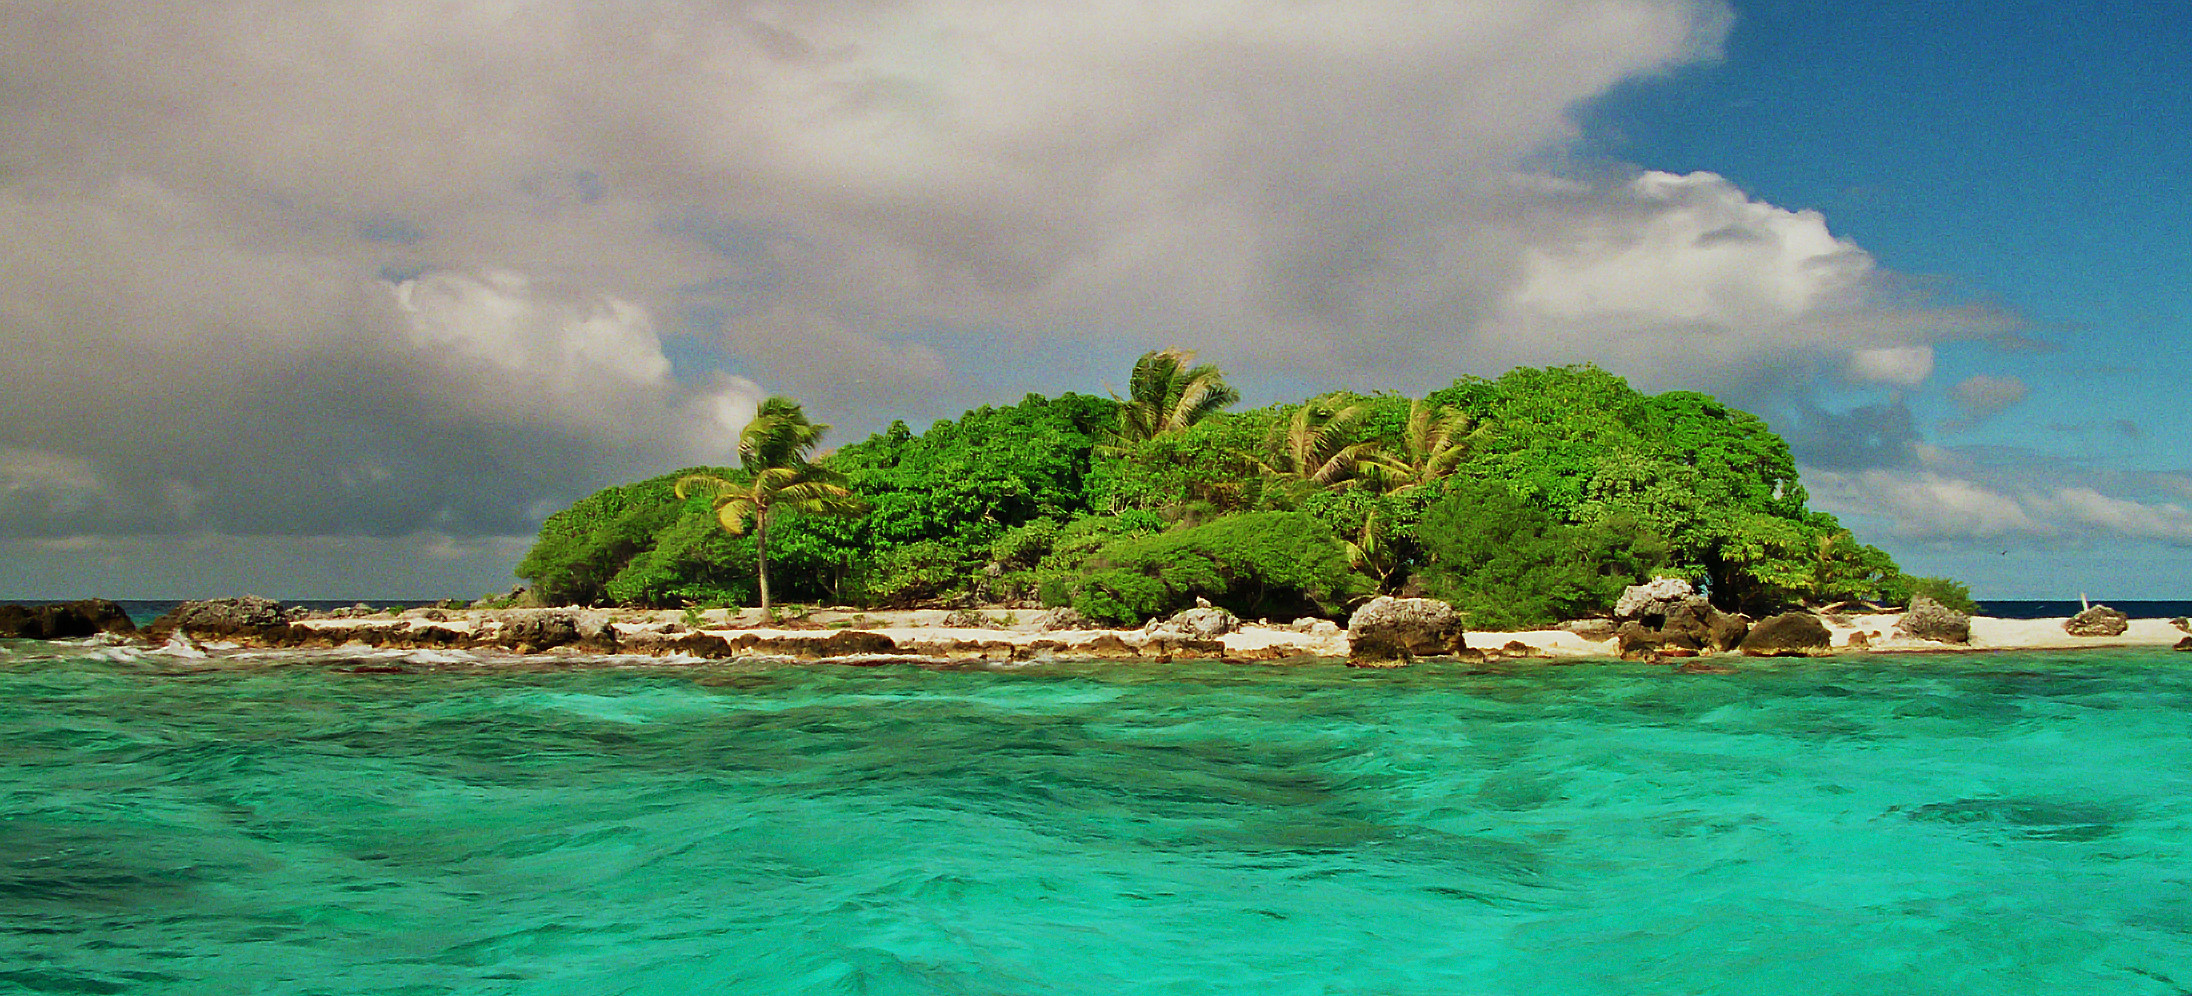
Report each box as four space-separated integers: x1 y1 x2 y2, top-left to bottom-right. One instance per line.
1347 596 1467 667
1895 594 1972 644
2064 605 2129 638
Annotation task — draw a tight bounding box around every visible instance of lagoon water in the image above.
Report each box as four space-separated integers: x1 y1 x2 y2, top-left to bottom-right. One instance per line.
5 644 2190 994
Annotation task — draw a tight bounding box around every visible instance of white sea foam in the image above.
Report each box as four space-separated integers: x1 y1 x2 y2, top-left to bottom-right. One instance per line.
158 632 209 658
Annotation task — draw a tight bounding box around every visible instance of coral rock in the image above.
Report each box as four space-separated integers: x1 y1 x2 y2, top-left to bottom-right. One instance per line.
2064 605 2129 638
1738 612 1832 656
1895 594 1971 644
1347 596 1467 667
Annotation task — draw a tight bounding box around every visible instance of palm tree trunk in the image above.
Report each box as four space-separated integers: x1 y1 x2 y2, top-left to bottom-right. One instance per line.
755 512 772 615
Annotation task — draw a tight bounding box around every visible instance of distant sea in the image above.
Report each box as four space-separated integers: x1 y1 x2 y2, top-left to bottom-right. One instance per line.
4 643 2188 993
1978 599 2192 620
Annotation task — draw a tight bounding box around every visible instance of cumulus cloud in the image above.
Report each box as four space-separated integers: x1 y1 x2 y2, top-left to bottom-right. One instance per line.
1806 452 2192 548
0 0 2014 578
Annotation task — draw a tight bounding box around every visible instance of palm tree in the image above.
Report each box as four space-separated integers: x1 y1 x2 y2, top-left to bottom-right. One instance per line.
1259 393 1380 489
676 397 863 615
1362 399 1484 495
1344 508 1403 592
1103 348 1241 453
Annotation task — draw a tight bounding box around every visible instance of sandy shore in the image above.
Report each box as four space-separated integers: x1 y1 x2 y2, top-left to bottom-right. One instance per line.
244 605 2192 662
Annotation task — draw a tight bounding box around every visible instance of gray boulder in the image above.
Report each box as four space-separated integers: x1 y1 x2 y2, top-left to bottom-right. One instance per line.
1738 612 1831 656
1614 578 1695 622
1895 594 1971 644
1347 596 1467 667
1147 605 1241 641
2064 605 2129 637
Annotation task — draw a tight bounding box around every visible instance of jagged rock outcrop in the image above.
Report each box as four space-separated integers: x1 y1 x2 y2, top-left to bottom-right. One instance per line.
1141 636 1229 660
2173 617 2191 635
1738 612 1831 656
615 629 736 657
0 599 137 640
1614 578 1695 623
1615 621 1665 659
1347 596 1467 667
1075 634 1142 659
146 597 295 642
1895 595 1971 644
2175 636 2192 652
1660 597 1749 651
2064 605 2129 637
493 610 581 652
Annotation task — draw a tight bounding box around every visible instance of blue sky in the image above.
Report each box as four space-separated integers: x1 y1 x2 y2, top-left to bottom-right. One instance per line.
0 0 2184 600
1581 0 2190 596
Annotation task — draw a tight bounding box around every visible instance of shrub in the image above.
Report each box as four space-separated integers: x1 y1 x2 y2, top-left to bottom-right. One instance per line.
1064 511 1370 624
1415 479 1659 630
851 540 985 607
1899 575 1979 614
602 510 757 608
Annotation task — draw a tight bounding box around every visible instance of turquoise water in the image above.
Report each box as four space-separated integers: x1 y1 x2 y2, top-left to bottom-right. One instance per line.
5 644 2190 994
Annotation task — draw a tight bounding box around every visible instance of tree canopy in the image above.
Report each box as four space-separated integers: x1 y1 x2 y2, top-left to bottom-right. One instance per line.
517 361 1948 626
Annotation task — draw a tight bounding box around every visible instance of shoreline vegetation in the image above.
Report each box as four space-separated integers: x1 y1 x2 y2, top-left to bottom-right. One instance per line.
514 355 1987 633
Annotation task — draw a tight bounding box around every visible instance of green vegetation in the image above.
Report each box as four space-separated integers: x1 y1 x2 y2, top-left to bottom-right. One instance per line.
1900 575 1979 614
518 353 1951 627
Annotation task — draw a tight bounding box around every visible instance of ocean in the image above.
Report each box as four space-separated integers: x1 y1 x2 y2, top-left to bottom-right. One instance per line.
4 642 2189 994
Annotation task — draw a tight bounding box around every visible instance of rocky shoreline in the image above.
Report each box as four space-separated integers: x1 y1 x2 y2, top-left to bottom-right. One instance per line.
4 591 2189 667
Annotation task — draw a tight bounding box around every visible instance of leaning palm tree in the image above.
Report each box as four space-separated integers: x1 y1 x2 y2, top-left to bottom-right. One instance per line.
1102 348 1241 453
1361 398 1484 496
676 397 863 615
1259 393 1381 490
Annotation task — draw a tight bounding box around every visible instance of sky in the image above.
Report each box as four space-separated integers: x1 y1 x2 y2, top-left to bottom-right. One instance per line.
1 0 2185 601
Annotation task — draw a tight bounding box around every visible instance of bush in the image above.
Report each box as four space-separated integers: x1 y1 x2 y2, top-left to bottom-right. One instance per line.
517 471 711 605
1900 575 1978 614
850 540 985 607
601 510 756 608
1064 511 1370 625
1415 479 1659 630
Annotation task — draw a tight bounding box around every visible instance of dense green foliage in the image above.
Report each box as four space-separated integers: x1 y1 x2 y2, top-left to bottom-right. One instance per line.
518 357 1951 625
1063 512 1371 625
1414 479 1669 630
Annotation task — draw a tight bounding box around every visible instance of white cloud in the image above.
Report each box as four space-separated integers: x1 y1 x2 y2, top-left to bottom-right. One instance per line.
1807 467 2192 547
0 0 2014 558
1848 346 1936 388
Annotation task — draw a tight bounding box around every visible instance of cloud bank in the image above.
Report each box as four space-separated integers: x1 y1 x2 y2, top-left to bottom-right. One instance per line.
0 0 2045 589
